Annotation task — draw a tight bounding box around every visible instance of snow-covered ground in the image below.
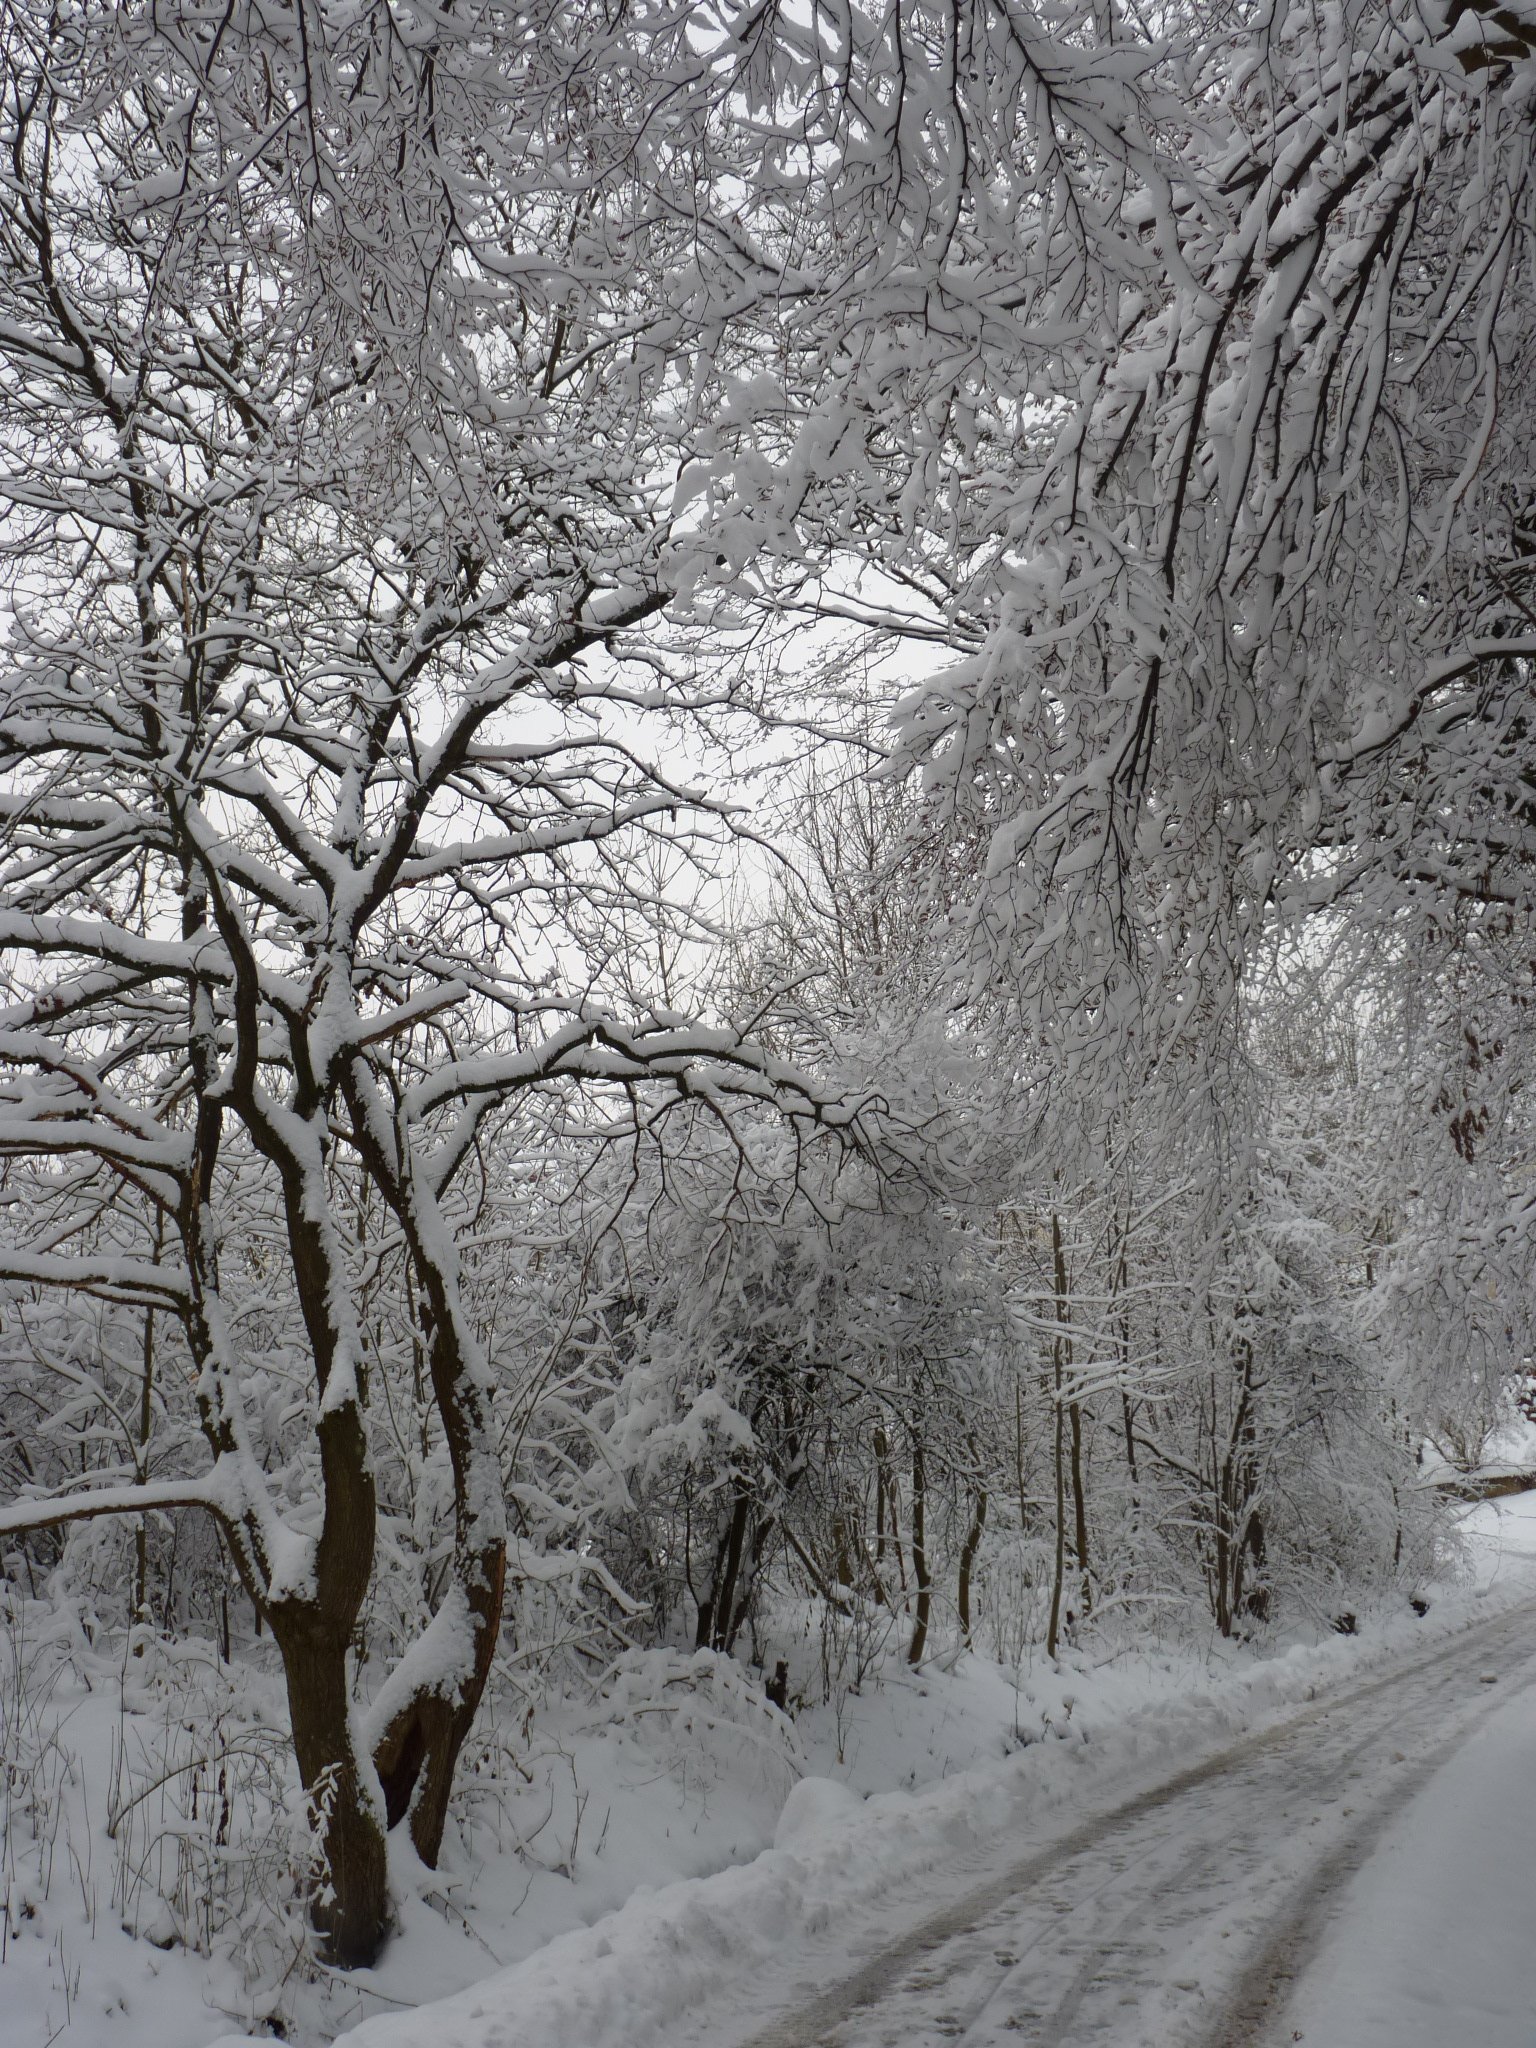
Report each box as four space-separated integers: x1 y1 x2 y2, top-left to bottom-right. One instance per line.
1455 1482 1536 1584
6 1495 1535 2048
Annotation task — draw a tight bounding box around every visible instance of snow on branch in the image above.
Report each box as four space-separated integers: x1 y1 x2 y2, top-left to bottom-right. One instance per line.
0 1249 191 1308
0 1476 231 1542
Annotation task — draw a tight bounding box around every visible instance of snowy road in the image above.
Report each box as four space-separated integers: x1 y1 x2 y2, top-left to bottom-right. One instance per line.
684 1600 1536 2048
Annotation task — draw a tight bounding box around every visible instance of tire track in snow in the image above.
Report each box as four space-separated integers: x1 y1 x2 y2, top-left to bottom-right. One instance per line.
725 1600 1536 2048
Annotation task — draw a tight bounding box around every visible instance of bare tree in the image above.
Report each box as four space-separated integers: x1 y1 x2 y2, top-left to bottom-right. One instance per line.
0 0 848 1964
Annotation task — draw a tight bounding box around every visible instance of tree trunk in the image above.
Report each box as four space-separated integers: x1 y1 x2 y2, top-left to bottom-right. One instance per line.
874 1424 906 1590
1047 1212 1073 1656
1055 1215 1091 1614
295 1384 390 1957
134 1290 155 1635
907 1428 931 1664
695 1472 753 1654
1241 1506 1270 1624
1068 1391 1090 1611
1047 1358 1067 1659
372 1537 507 1866
831 1514 856 1589
957 1449 988 1647
272 1606 390 1969
1212 1337 1260 1637
347 1142 510 1872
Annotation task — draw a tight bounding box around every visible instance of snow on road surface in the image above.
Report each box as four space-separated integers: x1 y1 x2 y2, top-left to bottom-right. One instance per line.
1271 1678 1536 2048
325 1586 1536 2048
682 1601 1536 2048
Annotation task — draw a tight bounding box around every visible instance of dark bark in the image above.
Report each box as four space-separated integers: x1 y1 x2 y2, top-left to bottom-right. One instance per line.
874 1424 906 1591
1120 1388 1139 1491
181 1080 396 1964
372 1531 507 1862
341 1074 509 1870
1047 1363 1067 1660
367 1314 507 1864
1211 1337 1263 1636
696 1472 754 1653
907 1430 930 1664
1069 1392 1091 1611
1241 1507 1270 1623
831 1514 855 1589
266 1392 388 1967
134 1288 155 1634
1047 1213 1071 1658
957 1450 988 1646
271 1599 389 1969
1055 1216 1091 1614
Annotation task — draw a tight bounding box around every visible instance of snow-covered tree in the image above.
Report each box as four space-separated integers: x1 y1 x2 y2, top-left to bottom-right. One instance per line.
1 0 1531 1992
0 0 855 1963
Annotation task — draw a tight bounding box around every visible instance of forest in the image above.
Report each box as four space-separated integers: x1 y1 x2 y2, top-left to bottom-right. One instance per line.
0 0 1532 2037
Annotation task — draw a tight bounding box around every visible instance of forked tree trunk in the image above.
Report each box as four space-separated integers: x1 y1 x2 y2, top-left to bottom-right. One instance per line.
364 1320 507 1866
371 1542 506 1864
185 1085 509 1958
345 1095 510 1872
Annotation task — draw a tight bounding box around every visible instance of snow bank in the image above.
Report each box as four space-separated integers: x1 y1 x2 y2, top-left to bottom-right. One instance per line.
13 1498 1535 2048
771 1775 864 1850
319 1505 1536 2048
